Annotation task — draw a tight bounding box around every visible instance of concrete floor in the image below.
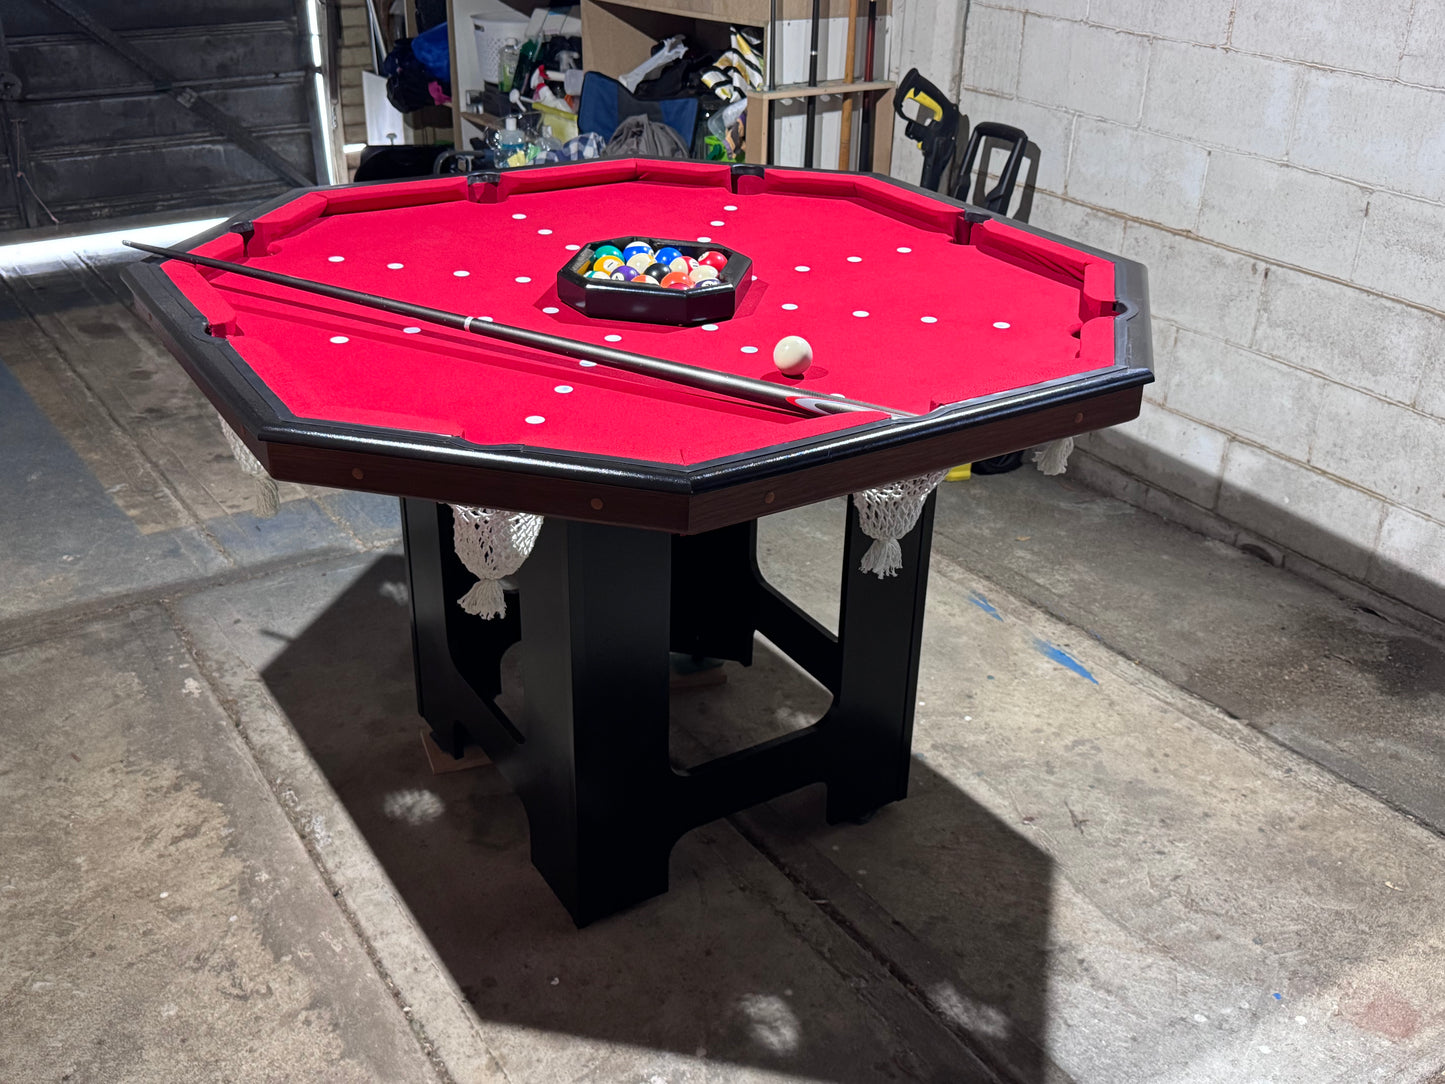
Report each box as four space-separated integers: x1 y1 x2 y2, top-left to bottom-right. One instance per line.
2 245 1444 1084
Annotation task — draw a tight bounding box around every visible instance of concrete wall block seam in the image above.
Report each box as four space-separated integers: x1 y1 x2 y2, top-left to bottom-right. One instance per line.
1071 450 1445 637
1351 189 1445 313
961 4 1025 97
1065 117 1209 230
1018 13 1152 125
1198 152 1370 277
1226 335 1426 411
1157 402 1410 509
1217 441 1389 575
1036 192 1445 328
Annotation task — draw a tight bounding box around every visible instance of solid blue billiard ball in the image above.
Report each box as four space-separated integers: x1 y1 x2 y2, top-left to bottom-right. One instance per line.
622 242 654 262
654 246 683 267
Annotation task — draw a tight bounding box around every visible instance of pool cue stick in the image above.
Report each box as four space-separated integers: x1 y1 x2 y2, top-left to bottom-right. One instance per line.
837 0 862 169
123 240 909 421
802 0 822 167
857 0 877 170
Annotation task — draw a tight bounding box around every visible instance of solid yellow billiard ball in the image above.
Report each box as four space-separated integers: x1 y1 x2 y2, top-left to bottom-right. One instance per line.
772 335 813 377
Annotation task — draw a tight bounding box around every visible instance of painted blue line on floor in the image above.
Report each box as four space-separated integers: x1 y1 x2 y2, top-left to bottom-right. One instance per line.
969 592 1003 621
1033 639 1098 684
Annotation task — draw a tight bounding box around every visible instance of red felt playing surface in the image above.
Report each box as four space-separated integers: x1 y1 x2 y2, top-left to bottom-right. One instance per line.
167 161 1116 466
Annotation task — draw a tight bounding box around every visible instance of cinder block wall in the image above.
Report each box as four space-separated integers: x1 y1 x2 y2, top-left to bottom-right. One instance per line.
888 1 1445 626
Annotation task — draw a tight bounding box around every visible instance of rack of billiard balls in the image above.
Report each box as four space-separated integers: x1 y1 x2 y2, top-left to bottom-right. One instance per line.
585 242 730 290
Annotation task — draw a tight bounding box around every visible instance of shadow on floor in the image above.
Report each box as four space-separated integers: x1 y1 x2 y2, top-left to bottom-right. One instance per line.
260 554 1057 1082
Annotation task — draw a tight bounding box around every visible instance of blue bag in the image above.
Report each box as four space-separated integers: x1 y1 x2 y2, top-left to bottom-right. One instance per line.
411 22 452 82
577 71 699 148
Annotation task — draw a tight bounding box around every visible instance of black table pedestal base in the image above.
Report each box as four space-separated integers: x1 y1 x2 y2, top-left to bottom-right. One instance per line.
400 495 936 926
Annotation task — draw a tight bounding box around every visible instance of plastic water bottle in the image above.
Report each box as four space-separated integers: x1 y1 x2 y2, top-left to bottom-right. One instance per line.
498 39 519 93
496 116 531 168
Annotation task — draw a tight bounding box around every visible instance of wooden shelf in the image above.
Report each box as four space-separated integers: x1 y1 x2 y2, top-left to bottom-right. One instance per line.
744 81 894 170
579 0 895 170
460 110 504 128
749 78 892 102
585 0 872 25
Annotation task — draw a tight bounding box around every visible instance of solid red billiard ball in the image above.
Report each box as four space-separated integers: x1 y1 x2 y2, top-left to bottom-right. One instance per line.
660 271 692 289
697 250 728 271
772 335 813 376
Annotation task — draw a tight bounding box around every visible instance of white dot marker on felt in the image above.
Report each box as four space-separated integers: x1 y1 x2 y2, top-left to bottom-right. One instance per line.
697 236 712 243
512 213 527 220
525 415 544 423
710 220 725 226
794 265 810 273
403 326 421 334
921 315 938 323
454 270 469 277
852 310 869 318
579 360 597 367
328 255 344 262
387 262 404 269
701 323 719 331
604 334 622 342
329 335 349 343
847 256 862 263
515 276 531 284
897 246 912 253
543 306 560 314
993 321 1011 329
740 345 758 354
565 244 581 251
781 303 798 310
724 204 738 211
538 228 553 235
554 385 573 393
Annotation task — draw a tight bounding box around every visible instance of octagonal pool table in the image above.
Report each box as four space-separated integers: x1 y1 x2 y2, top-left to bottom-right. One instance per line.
125 159 1152 925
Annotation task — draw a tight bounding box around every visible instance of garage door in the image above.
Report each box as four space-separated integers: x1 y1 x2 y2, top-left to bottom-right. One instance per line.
0 0 323 235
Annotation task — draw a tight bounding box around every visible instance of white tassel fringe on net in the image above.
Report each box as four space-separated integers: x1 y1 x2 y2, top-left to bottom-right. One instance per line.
854 469 950 578
451 505 543 619
218 411 280 518
1032 436 1074 476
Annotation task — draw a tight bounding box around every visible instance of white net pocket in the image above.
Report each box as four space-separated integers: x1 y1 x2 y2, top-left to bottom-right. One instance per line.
217 411 279 517
451 505 544 619
853 469 948 578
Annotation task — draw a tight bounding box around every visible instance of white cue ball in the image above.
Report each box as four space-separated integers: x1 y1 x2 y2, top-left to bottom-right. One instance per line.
772 335 813 376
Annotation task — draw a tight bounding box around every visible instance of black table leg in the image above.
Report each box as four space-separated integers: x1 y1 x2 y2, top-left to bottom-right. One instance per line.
401 498 522 758
511 516 676 925
671 519 758 665
822 493 937 823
